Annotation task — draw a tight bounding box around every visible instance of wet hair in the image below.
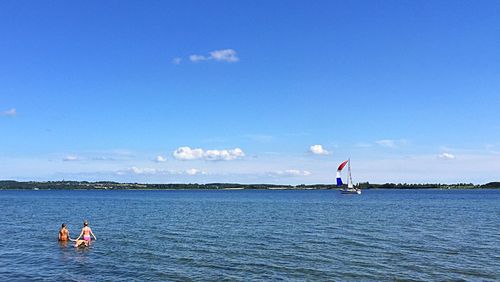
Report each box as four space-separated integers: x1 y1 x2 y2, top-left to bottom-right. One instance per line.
61 223 66 228
83 220 89 226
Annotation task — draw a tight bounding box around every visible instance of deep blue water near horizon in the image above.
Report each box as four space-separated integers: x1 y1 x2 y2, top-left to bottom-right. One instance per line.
0 189 499 281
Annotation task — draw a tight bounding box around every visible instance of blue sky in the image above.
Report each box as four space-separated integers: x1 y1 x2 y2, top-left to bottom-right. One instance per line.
1 1 499 184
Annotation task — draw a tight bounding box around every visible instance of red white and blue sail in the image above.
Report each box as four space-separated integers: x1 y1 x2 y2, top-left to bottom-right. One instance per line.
336 160 349 187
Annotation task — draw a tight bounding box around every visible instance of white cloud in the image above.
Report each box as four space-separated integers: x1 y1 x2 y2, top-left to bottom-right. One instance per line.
172 57 182 65
130 167 157 175
116 167 206 176
173 147 204 160
485 144 500 155
189 49 239 63
353 153 500 184
189 54 208 62
92 156 115 161
438 153 456 160
272 169 312 177
115 167 148 175
204 148 245 161
61 150 136 162
209 49 239 62
63 155 80 162
375 139 408 148
355 142 372 148
310 144 330 155
154 155 167 162
185 168 205 175
1 108 16 117
376 139 397 148
173 146 245 161
92 149 136 160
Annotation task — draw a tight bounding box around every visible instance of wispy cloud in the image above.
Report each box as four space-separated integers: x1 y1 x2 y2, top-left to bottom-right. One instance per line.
309 144 330 155
172 57 182 65
122 167 156 175
375 139 408 148
187 49 239 63
485 144 500 155
173 146 245 161
438 152 456 160
63 155 80 162
98 149 136 160
92 156 115 161
60 149 135 163
354 153 500 184
1 108 16 117
116 167 206 176
375 139 397 148
209 49 239 62
270 169 312 177
185 168 204 175
154 155 167 162
4 150 500 184
355 142 372 148
189 54 207 62
244 134 274 143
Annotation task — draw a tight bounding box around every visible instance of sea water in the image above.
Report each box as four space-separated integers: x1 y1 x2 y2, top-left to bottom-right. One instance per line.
0 189 498 281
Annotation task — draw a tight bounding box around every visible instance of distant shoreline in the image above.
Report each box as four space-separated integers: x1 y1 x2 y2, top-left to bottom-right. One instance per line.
2 188 500 192
0 180 498 190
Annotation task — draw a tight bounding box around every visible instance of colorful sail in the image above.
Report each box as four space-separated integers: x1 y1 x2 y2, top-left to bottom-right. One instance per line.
337 158 361 194
336 160 349 187
337 160 349 171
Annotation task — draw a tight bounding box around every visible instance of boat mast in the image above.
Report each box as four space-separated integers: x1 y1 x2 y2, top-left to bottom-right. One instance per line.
347 158 354 189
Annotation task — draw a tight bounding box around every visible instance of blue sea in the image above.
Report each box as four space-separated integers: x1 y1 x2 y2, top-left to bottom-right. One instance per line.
0 189 499 281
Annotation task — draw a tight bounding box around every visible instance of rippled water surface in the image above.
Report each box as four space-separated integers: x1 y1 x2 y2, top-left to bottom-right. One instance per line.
0 189 499 281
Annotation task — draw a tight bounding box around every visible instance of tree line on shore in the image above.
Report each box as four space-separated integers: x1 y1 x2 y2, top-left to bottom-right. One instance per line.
0 180 499 190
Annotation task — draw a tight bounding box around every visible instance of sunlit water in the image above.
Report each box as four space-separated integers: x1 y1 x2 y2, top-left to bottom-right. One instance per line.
0 189 499 281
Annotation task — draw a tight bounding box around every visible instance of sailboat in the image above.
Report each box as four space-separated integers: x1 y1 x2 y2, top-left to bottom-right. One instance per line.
336 159 361 195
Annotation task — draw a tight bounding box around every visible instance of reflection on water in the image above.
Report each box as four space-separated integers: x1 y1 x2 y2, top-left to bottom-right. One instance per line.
58 241 69 248
0 189 499 281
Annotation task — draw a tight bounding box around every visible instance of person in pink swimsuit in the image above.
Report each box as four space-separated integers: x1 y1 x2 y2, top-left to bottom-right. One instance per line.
74 220 97 247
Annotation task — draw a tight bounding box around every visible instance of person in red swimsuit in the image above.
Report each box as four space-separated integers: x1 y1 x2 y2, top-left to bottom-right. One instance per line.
74 220 97 247
58 223 70 241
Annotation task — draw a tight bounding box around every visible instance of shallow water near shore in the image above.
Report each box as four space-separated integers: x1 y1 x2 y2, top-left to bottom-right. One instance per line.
1 189 499 281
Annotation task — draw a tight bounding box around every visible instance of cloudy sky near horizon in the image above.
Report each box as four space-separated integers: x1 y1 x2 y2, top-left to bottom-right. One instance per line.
1 1 499 184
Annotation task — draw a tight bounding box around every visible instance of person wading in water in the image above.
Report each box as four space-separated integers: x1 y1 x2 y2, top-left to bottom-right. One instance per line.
74 220 97 247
